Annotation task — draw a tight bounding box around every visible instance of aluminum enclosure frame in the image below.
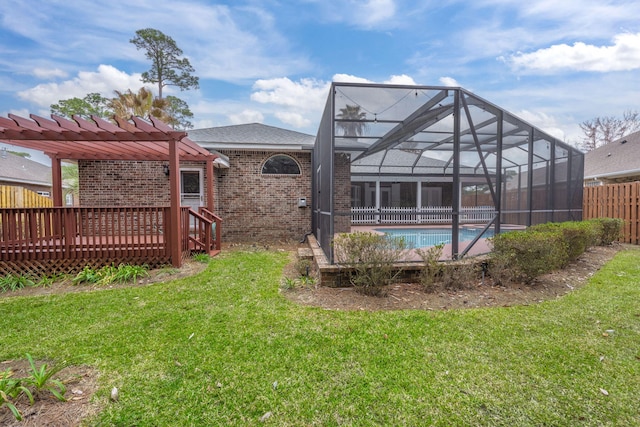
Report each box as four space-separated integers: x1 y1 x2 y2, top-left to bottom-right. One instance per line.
313 83 584 264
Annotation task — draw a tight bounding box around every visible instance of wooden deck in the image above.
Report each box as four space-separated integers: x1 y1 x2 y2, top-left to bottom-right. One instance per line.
0 206 221 276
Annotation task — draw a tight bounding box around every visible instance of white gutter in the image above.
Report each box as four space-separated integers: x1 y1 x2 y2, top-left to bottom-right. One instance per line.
584 167 640 180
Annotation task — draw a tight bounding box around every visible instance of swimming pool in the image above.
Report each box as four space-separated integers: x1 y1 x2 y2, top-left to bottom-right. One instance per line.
376 227 495 248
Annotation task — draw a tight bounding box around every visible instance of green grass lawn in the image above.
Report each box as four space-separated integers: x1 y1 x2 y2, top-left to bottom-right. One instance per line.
1 248 639 426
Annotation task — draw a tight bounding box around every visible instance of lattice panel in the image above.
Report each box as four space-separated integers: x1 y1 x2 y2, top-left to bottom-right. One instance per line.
0 256 170 278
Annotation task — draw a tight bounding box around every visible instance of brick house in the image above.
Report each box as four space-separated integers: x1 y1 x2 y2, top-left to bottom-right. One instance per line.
188 123 316 242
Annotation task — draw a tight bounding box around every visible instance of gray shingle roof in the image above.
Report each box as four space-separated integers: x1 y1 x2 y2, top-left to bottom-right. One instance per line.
0 150 51 186
584 130 640 179
188 123 315 149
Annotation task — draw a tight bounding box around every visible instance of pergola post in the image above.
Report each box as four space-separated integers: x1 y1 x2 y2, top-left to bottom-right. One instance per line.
50 156 63 207
206 157 214 212
169 138 182 268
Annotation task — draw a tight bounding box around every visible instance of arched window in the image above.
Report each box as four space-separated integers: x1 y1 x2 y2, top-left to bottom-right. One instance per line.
261 154 301 175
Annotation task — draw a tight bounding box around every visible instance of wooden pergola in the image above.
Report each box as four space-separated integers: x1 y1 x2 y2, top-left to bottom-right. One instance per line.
0 113 218 269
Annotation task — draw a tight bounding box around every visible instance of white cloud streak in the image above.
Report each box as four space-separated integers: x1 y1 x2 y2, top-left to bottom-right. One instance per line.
507 32 640 73
17 65 145 107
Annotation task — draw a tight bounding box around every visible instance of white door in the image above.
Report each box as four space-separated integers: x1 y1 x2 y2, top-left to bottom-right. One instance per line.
180 169 203 211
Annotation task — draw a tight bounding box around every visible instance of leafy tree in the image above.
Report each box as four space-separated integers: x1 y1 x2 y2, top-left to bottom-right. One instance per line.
163 95 194 129
579 110 640 151
62 164 78 201
130 28 199 99
336 104 368 137
50 93 112 119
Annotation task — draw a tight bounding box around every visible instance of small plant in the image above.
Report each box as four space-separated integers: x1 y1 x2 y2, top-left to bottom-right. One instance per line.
37 273 68 288
333 231 408 297
0 369 31 421
24 353 67 402
73 264 149 286
280 277 298 290
72 266 101 285
415 244 444 293
192 253 211 263
299 275 317 287
0 274 35 293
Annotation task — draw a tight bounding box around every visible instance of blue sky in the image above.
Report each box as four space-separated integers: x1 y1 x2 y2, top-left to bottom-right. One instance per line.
1 0 639 163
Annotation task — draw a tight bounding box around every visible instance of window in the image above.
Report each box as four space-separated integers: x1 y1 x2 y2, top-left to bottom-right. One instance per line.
262 154 301 175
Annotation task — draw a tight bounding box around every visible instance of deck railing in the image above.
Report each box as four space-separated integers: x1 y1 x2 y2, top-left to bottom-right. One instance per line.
0 206 170 264
181 207 222 256
351 206 495 225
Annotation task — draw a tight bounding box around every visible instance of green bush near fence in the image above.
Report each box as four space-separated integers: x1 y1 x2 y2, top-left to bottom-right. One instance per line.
489 218 624 285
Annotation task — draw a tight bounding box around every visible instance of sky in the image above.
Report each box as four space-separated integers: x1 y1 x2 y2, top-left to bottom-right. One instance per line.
1 0 639 163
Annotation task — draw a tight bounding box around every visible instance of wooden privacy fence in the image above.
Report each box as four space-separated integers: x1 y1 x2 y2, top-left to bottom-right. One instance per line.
0 185 53 208
583 182 640 244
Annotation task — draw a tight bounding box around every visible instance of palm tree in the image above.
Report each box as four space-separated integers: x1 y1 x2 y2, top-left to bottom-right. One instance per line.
110 87 154 119
336 104 368 137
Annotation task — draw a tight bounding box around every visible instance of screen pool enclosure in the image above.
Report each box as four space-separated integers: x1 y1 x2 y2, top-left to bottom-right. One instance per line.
312 83 584 264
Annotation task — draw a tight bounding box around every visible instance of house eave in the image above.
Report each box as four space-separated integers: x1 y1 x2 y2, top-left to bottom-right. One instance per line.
196 142 313 152
584 167 640 181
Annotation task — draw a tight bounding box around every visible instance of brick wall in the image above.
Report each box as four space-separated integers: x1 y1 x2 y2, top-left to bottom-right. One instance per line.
78 160 212 207
334 152 352 234
79 160 171 206
216 150 312 242
78 152 313 243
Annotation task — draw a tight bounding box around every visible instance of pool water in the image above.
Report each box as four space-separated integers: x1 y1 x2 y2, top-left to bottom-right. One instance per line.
376 227 495 248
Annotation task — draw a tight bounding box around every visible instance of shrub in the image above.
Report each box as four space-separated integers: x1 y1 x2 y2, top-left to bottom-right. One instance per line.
440 261 478 290
587 218 624 245
530 221 598 263
415 244 444 292
333 231 408 296
490 230 568 284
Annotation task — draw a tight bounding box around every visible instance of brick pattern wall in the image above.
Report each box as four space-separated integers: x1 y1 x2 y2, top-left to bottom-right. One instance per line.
78 160 211 207
79 160 171 206
78 153 313 243
333 153 352 234
216 150 312 242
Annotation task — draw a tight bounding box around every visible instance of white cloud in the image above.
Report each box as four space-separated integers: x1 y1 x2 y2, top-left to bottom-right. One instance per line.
17 65 144 107
507 32 640 73
360 0 397 28
32 68 68 79
250 73 422 129
274 111 312 128
513 109 566 141
333 74 373 84
384 74 417 85
229 109 265 125
304 0 397 29
439 77 460 87
251 77 330 110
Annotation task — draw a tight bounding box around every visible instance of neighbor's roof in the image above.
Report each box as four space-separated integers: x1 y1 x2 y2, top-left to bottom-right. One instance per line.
584 130 640 180
0 150 52 187
188 123 316 151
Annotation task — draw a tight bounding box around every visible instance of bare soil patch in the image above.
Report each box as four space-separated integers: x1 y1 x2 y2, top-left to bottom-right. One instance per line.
0 361 100 426
285 244 626 311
